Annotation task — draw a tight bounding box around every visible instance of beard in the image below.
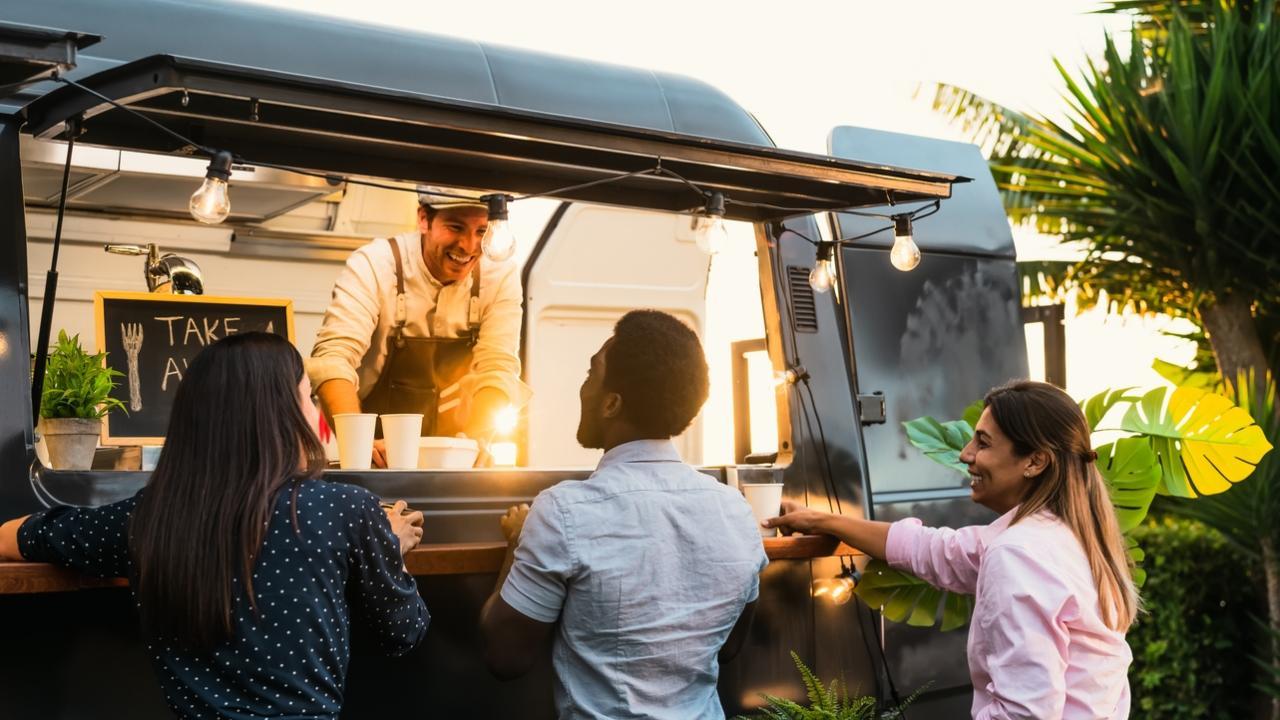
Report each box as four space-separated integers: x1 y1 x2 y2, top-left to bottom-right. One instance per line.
576 410 602 450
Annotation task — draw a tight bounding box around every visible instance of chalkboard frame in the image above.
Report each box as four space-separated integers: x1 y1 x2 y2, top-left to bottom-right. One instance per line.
93 291 296 445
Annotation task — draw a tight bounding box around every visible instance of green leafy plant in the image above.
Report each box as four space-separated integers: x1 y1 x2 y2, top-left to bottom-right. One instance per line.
1126 516 1261 719
39 330 126 420
734 651 922 720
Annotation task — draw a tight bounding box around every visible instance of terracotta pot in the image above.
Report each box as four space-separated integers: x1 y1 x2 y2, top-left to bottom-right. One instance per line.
38 417 101 470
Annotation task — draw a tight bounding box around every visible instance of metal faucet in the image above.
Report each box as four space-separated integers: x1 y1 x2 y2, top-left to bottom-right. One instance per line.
103 243 205 295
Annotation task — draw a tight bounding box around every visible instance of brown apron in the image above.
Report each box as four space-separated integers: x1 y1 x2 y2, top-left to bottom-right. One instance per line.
361 236 480 437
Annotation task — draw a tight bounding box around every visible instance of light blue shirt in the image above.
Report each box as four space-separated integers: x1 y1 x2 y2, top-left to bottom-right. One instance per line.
501 439 769 720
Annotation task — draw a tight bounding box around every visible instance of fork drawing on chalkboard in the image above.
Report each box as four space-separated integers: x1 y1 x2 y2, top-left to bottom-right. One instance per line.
122 323 144 412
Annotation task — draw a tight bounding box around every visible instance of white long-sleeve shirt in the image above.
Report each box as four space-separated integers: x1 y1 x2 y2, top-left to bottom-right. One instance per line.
307 231 526 406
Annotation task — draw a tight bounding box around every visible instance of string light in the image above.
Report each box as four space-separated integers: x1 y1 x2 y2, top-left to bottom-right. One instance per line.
889 214 921 271
808 241 836 293
481 194 517 262
811 565 860 605
691 191 728 254
188 151 233 224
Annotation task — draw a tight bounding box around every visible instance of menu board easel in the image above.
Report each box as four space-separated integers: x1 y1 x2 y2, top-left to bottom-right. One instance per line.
94 291 295 445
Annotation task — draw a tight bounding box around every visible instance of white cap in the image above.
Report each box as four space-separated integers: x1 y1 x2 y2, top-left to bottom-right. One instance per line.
416 184 490 211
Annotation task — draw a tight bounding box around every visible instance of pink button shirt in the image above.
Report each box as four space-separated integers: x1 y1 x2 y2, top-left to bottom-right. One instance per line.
885 508 1131 719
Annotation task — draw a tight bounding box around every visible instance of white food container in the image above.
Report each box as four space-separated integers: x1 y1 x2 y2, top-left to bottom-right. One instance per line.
418 436 479 469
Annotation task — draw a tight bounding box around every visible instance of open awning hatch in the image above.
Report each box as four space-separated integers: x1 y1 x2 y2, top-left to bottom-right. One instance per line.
22 55 966 222
0 21 99 98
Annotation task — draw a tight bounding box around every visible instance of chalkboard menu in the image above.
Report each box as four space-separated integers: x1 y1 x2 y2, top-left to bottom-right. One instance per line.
94 291 294 444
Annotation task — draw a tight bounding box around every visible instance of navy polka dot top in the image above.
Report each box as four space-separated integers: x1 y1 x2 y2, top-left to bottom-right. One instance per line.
18 479 429 719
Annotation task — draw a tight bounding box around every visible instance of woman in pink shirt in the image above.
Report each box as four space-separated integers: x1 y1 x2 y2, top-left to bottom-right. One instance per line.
766 380 1137 719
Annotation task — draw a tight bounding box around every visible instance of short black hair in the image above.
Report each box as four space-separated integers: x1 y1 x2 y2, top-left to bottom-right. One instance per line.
604 310 709 438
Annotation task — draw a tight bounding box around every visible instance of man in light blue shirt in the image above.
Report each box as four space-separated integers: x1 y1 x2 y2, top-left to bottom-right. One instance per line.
479 310 768 719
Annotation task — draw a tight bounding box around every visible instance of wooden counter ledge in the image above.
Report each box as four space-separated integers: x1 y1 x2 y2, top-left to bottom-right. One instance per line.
0 534 862 595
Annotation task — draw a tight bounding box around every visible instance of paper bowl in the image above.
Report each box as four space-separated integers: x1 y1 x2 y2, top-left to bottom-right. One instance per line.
418 436 479 469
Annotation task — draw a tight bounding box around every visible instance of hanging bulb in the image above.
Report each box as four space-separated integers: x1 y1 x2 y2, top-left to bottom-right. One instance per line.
811 566 858 605
889 214 921 271
692 191 728 254
482 194 517 262
189 151 233 224
692 214 729 254
808 242 836 293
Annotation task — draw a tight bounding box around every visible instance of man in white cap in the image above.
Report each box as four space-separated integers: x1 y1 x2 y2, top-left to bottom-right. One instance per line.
308 186 527 466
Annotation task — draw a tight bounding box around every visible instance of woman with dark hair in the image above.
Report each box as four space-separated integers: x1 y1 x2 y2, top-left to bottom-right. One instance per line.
0 332 429 719
766 380 1136 719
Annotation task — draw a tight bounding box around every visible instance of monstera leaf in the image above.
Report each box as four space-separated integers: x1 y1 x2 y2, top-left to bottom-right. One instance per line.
962 400 984 431
903 417 973 473
855 560 974 632
1096 437 1162 533
1082 386 1138 432
1120 386 1274 498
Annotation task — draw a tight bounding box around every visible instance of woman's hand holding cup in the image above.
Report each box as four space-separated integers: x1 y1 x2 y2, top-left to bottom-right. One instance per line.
383 500 424 556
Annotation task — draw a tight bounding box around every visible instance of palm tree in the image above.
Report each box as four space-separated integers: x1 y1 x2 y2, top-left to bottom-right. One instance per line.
930 0 1279 382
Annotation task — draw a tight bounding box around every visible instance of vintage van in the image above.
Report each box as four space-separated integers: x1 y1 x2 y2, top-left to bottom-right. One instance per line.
0 1 1029 717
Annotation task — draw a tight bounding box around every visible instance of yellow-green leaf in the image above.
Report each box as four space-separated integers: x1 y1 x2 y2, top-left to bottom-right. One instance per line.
1120 386 1274 497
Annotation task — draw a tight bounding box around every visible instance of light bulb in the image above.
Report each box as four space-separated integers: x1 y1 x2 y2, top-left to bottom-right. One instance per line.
482 194 517 262
691 191 728 255
810 575 855 605
493 405 519 436
809 257 836 293
692 214 728 254
189 151 233 224
482 219 517 262
890 215 921 271
811 570 857 605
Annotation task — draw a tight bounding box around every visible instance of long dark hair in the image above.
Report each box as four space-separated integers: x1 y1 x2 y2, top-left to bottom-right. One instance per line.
984 380 1138 631
129 332 326 651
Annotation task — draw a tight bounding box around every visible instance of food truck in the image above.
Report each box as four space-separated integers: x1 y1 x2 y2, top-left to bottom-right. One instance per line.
0 1 1030 717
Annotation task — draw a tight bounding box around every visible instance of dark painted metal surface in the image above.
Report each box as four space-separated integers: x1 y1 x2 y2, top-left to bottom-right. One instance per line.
0 21 98 96
830 126 1015 258
19 56 959 223
0 0 769 144
0 118 37 517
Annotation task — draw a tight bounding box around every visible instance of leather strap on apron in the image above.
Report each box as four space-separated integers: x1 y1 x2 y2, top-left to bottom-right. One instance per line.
360 236 481 437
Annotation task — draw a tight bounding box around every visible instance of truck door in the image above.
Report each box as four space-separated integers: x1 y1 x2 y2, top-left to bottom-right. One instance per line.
520 203 710 467
827 126 1027 716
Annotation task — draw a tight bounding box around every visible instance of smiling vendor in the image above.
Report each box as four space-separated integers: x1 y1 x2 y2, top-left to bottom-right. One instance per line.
308 187 527 466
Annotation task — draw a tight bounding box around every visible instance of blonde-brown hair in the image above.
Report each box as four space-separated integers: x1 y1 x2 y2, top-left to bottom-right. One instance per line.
984 380 1139 632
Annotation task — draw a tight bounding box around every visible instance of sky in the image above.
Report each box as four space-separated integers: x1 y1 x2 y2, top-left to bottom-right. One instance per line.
243 0 1197 401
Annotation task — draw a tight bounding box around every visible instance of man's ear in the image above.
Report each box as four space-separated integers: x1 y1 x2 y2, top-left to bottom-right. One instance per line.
416 206 431 234
602 392 623 420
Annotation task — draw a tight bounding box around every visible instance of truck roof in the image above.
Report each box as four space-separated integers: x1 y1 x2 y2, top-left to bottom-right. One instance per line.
1 0 771 145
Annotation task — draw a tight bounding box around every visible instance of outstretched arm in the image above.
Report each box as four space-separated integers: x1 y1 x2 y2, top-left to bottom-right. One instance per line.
764 501 891 559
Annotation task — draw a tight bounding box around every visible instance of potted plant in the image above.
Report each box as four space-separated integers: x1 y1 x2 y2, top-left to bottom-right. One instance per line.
37 330 125 470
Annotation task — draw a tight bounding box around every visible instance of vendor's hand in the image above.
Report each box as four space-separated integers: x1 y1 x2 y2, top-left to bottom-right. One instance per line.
385 500 424 556
499 504 530 545
763 500 832 536
472 438 494 468
371 439 388 468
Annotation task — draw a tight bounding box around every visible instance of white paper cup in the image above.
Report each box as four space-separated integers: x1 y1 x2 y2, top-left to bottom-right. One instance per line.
741 482 785 537
333 413 377 470
379 414 423 470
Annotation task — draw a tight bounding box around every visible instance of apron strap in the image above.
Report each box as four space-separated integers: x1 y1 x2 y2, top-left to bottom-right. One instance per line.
467 262 481 345
387 236 408 346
